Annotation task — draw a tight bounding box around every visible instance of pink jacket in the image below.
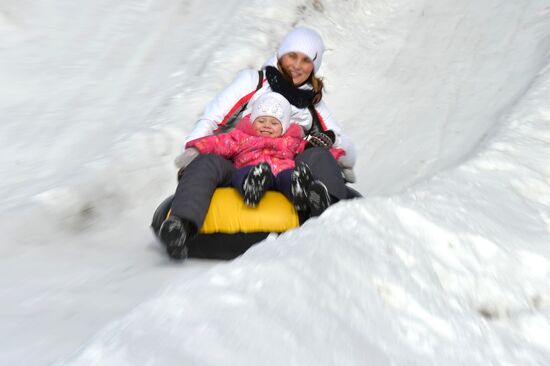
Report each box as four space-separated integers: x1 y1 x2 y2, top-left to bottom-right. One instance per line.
186 116 306 175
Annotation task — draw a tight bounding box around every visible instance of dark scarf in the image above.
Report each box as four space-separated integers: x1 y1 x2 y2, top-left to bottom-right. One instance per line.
265 66 316 108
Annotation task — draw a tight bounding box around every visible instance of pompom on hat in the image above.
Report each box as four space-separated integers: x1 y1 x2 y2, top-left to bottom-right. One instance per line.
250 92 292 132
277 26 325 73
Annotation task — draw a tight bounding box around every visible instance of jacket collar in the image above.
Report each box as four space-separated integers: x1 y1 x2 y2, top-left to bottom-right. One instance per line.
265 66 316 109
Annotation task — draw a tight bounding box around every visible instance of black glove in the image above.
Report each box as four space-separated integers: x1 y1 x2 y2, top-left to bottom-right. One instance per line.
305 130 336 149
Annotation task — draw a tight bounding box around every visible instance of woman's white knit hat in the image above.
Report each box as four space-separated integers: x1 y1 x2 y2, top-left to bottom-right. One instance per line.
250 92 291 132
277 27 325 73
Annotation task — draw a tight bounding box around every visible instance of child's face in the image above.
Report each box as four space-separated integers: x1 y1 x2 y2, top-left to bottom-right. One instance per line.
252 116 283 137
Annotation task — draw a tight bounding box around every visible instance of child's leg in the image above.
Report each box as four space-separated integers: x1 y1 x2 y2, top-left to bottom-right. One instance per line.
232 166 254 196
278 165 331 217
234 163 275 207
274 168 294 201
290 162 315 211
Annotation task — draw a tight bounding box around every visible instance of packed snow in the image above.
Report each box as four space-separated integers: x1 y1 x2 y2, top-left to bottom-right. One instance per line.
1 0 549 365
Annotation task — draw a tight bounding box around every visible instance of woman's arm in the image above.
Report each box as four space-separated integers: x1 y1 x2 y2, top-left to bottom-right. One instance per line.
184 69 260 143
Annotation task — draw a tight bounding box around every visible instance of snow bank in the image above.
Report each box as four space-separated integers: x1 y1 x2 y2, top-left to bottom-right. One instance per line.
64 74 550 363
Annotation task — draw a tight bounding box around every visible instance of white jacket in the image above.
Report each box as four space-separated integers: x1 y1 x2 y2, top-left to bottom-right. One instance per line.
185 61 356 168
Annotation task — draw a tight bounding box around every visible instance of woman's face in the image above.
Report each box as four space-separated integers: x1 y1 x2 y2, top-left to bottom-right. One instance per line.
252 116 283 137
279 52 314 86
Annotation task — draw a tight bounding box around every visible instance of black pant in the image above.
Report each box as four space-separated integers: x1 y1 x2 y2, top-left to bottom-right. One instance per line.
171 154 234 232
170 148 347 230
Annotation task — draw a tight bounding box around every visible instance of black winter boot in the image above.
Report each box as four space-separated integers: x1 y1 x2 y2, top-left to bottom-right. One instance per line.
307 180 331 217
291 162 314 211
159 216 192 260
242 162 273 207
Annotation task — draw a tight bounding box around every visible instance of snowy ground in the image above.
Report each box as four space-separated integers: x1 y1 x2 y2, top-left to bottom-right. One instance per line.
1 0 550 365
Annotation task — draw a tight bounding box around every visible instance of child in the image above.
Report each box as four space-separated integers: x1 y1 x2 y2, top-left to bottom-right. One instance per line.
185 92 330 213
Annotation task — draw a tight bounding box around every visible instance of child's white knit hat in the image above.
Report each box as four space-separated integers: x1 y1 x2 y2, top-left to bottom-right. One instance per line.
250 92 291 132
277 27 325 73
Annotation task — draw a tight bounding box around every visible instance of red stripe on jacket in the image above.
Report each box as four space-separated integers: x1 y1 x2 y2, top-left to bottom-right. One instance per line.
316 110 328 130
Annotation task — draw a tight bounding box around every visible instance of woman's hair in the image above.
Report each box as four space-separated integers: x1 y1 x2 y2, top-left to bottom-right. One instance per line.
277 60 324 105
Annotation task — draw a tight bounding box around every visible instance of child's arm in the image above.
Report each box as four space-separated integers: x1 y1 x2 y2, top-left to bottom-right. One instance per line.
185 132 238 159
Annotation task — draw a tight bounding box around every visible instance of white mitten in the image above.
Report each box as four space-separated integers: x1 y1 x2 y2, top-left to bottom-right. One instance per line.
342 168 356 183
174 148 200 169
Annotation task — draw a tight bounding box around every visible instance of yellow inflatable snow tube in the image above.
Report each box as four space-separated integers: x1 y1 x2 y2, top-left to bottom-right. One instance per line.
166 187 299 234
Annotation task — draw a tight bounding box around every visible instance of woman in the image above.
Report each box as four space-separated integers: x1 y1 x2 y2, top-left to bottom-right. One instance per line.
160 27 357 259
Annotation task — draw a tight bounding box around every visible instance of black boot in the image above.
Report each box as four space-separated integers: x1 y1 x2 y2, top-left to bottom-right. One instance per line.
291 162 314 211
159 216 192 260
242 162 272 207
307 180 331 217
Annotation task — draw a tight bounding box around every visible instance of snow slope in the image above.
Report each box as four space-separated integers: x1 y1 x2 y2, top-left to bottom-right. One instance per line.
1 0 549 365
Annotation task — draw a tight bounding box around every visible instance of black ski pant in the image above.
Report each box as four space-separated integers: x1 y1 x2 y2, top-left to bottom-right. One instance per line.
171 154 235 233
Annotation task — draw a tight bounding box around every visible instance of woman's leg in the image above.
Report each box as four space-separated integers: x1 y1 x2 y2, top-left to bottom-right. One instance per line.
295 147 347 201
170 154 235 234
